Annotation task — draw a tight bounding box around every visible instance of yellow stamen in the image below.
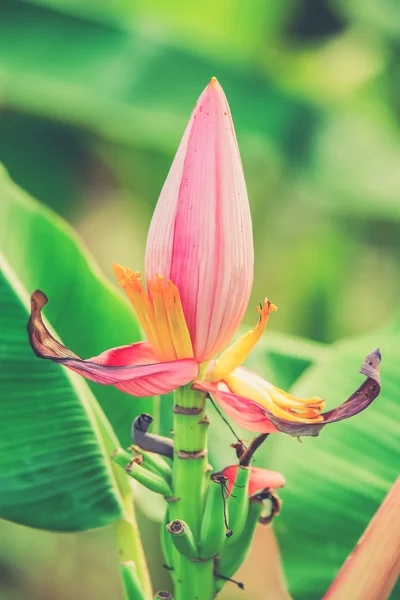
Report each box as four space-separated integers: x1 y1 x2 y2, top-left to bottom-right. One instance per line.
225 369 325 424
165 281 194 359
113 265 164 358
113 264 194 362
265 385 325 411
208 299 277 381
147 275 177 361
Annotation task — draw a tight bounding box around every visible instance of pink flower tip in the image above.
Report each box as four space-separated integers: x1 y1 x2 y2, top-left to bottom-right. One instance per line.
145 78 254 362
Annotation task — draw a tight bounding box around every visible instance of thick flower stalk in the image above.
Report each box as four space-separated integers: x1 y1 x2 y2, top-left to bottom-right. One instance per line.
28 78 382 599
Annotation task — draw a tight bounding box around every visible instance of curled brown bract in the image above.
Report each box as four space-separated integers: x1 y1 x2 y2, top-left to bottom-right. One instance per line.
268 349 382 436
27 290 80 361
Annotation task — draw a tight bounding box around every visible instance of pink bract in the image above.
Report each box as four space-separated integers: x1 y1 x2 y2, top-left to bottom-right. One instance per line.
145 78 254 362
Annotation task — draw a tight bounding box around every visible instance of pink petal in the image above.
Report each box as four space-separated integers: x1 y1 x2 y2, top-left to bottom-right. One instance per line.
247 466 286 496
82 349 199 396
28 290 199 396
193 380 279 433
221 465 286 497
323 477 400 600
145 78 254 362
92 341 158 366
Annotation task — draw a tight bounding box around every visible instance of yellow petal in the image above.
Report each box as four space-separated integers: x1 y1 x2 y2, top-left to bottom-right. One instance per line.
164 281 194 359
147 276 177 361
208 299 277 381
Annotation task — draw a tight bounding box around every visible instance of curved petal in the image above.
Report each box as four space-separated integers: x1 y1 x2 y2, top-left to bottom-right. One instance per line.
145 78 254 362
208 300 277 381
226 366 325 425
28 290 199 396
92 341 158 366
221 465 286 497
195 349 381 436
193 380 279 433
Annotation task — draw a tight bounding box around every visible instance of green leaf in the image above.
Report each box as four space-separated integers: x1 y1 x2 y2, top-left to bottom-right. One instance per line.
265 334 400 599
244 332 328 389
0 0 317 159
0 112 85 217
309 113 400 221
0 164 150 447
339 0 400 41
26 0 136 25
0 254 123 531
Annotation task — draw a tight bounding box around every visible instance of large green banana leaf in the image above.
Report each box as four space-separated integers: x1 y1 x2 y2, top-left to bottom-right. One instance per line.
0 165 149 447
0 255 123 530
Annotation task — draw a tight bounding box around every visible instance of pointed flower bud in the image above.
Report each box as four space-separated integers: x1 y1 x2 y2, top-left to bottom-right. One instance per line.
145 77 254 362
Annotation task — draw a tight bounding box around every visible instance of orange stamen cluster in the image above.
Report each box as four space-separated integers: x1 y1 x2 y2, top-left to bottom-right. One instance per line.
113 264 193 362
262 384 325 423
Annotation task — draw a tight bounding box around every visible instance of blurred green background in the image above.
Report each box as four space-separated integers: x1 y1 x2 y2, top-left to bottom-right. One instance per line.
0 0 399 598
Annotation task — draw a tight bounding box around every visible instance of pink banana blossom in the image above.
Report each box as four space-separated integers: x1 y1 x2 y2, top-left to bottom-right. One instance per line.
28 78 381 436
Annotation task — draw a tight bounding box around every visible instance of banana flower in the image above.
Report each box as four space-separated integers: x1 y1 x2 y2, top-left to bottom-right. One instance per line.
28 78 381 436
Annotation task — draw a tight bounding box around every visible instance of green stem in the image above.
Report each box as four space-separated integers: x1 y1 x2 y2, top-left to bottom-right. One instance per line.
89 396 153 600
170 385 214 600
114 498 152 599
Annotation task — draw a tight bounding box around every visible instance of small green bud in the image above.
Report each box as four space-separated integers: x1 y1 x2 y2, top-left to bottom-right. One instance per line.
112 447 173 497
199 475 231 559
112 447 134 468
120 561 145 600
129 445 172 484
226 466 250 540
215 500 263 592
166 519 198 559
